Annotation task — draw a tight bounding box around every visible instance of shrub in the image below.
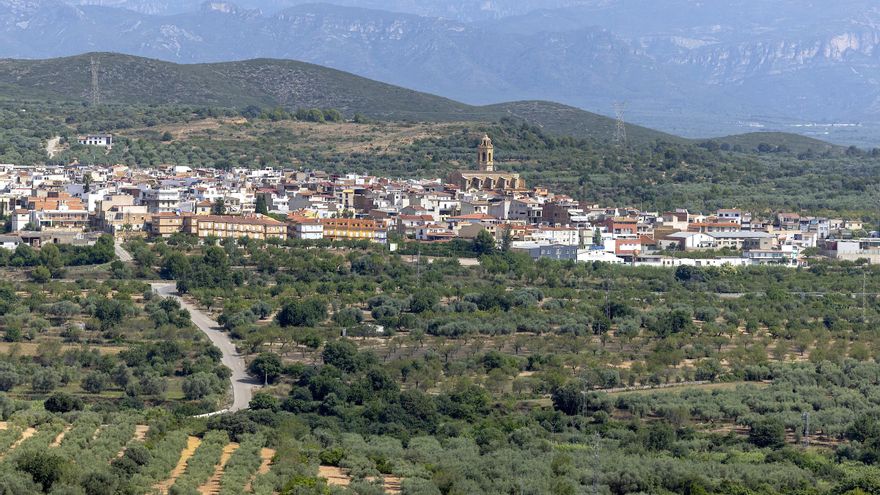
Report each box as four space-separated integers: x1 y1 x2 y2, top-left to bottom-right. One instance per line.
82 371 111 394
16 451 65 491
31 368 60 393
249 393 280 412
182 372 223 400
276 298 327 327
248 353 283 384
44 392 84 413
749 418 786 448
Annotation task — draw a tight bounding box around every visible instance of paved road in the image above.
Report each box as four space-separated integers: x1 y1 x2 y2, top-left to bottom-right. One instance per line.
152 282 258 413
114 240 133 262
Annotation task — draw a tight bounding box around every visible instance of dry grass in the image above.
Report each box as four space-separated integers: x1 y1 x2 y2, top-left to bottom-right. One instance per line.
243 447 276 493
367 475 403 494
198 442 239 495
123 119 462 156
154 436 202 495
134 424 150 441
256 448 275 475
0 427 37 460
115 425 150 459
318 466 351 488
50 425 72 448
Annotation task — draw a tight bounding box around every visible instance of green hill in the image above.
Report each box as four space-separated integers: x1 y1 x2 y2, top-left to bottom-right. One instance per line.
704 132 841 154
0 53 842 150
0 52 682 144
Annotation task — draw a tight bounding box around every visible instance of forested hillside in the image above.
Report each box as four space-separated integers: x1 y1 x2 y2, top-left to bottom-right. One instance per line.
0 53 678 143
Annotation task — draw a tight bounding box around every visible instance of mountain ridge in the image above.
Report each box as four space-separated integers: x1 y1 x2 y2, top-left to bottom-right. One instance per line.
0 52 684 144
0 51 842 154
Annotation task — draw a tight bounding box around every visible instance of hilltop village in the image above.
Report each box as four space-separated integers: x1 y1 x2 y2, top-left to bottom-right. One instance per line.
0 135 876 266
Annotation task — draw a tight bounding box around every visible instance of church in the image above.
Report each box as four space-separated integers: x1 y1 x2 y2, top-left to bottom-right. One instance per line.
448 134 526 192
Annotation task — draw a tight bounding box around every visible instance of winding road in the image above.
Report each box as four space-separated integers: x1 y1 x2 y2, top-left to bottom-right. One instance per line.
151 282 259 413
115 240 257 413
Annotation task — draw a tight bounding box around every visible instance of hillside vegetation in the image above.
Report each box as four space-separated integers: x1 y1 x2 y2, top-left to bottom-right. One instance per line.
0 53 687 144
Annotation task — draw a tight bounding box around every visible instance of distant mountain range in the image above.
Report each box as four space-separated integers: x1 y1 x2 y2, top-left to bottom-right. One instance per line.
1 0 879 145
68 0 595 19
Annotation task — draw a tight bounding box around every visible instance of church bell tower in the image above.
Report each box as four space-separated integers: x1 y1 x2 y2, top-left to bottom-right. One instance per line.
477 134 494 172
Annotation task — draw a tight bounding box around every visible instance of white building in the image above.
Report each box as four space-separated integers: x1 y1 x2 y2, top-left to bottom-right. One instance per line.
142 188 181 214
0 235 21 250
290 219 324 240
10 210 30 232
717 209 743 224
78 134 113 148
635 256 750 268
660 232 717 251
532 226 580 246
577 249 625 264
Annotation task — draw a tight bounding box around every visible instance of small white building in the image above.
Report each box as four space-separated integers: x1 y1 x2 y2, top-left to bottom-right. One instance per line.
532 226 580 246
635 256 750 268
78 134 113 148
660 232 717 251
0 235 21 250
577 249 625 264
290 219 324 240
10 210 31 232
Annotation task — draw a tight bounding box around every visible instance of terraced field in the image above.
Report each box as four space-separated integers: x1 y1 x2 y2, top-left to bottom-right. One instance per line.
0 415 282 495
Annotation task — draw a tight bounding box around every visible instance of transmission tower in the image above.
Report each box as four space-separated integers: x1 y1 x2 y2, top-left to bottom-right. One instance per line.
90 57 101 106
613 102 627 148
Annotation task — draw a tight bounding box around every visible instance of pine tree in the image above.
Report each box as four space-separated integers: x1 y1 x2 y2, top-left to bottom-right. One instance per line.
255 195 269 215
500 226 513 252
212 198 226 215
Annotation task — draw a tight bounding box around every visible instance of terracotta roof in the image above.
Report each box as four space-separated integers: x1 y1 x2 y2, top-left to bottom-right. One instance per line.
449 213 495 221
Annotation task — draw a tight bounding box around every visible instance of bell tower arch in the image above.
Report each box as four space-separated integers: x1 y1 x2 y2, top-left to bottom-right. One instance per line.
477 134 494 172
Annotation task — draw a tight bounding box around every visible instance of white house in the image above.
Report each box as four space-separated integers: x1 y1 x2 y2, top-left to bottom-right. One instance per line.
290 219 324 240
10 210 30 232
635 256 750 268
0 235 21 250
532 226 580 246
717 209 743 224
78 134 113 148
577 249 625 264
661 232 717 251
